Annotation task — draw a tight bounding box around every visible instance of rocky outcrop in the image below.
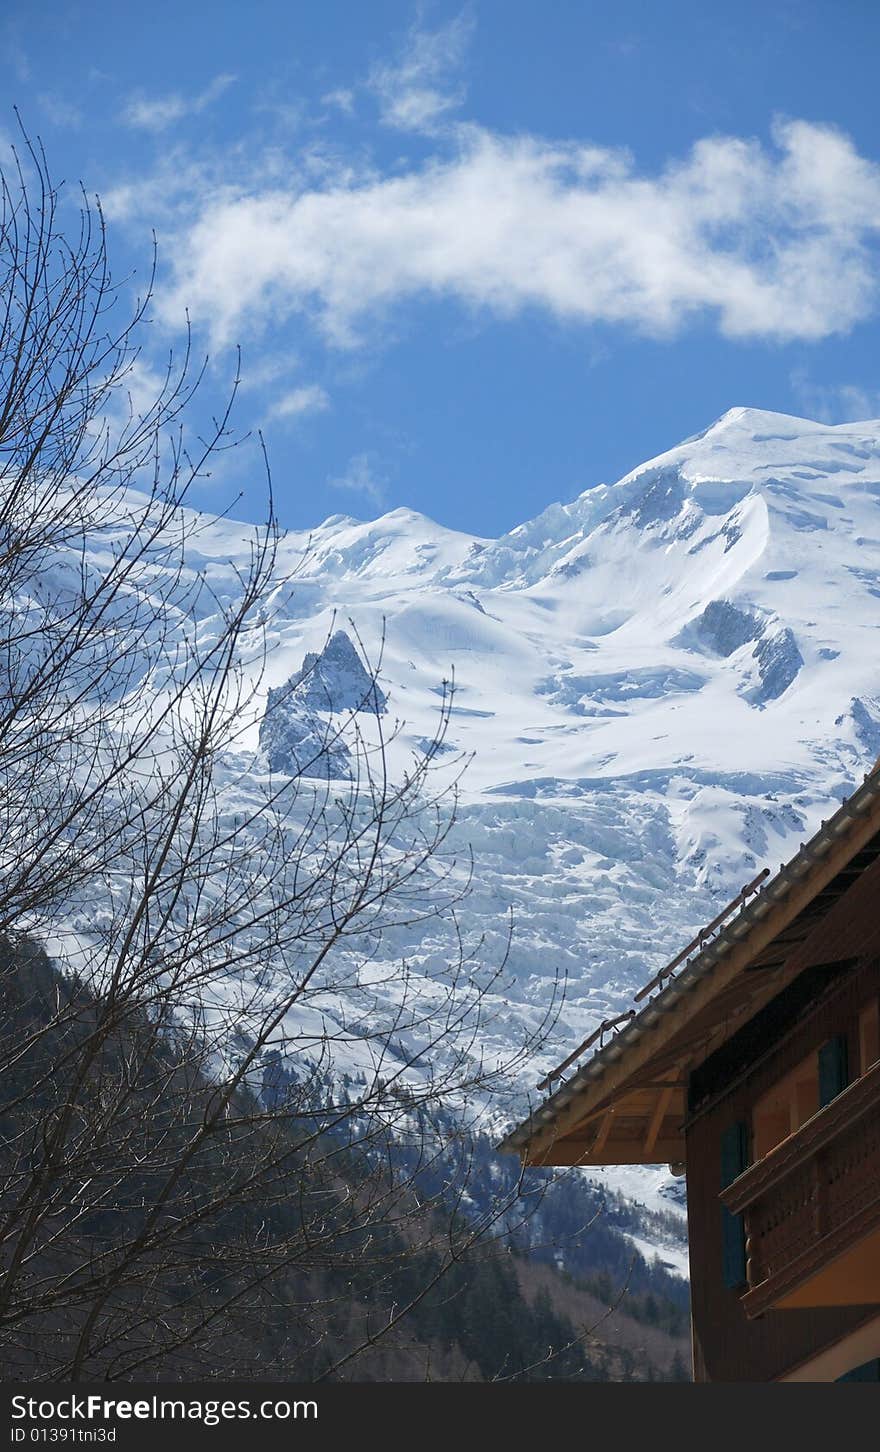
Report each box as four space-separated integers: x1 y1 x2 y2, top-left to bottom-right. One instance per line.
682 601 802 705
259 630 385 779
259 694 352 779
289 630 387 715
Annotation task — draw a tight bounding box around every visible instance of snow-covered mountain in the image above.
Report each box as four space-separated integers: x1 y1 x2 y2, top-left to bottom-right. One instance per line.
40 406 880 1232
258 408 878 940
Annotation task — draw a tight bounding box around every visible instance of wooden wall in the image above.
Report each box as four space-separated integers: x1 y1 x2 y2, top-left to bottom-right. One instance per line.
686 954 880 1382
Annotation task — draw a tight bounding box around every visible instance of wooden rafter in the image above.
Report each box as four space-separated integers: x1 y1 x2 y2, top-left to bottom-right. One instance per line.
592 1108 616 1156
644 1074 678 1155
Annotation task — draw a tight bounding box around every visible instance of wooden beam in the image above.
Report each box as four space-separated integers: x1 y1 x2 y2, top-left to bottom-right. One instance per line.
525 1136 684 1168
632 1080 689 1090
644 1080 677 1156
592 1108 615 1156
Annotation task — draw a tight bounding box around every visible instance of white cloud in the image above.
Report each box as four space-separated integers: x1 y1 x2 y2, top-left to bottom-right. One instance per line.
268 383 330 420
3 26 30 83
119 358 171 420
237 353 302 392
91 358 178 463
369 13 473 133
790 370 880 423
327 453 387 507
38 93 82 129
123 74 236 132
157 118 880 352
321 88 356 118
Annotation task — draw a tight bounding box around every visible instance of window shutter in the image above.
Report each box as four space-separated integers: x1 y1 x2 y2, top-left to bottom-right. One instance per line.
837 1358 880 1382
818 1035 849 1108
720 1120 749 1290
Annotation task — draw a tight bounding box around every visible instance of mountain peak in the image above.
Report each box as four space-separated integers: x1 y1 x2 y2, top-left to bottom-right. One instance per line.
44 401 880 1231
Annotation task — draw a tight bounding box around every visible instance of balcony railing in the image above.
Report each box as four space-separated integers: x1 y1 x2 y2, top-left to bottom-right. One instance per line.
721 1057 880 1318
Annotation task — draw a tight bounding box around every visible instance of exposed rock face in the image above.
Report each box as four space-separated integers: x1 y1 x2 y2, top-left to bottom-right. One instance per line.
259 694 352 779
290 630 387 715
625 466 686 527
692 600 763 658
259 630 385 779
749 626 804 705
840 697 880 758
684 601 803 705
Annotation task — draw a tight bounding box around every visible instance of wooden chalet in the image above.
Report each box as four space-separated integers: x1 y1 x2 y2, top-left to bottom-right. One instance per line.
499 759 880 1381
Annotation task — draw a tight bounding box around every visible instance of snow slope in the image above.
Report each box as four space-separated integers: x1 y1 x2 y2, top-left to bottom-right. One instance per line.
36 406 880 1236
248 406 880 1025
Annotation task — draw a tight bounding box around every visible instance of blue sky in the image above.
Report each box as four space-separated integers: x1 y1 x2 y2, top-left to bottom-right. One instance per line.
3 0 880 536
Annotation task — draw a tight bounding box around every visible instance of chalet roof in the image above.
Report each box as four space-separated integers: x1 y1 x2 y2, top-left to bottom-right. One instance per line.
498 757 880 1168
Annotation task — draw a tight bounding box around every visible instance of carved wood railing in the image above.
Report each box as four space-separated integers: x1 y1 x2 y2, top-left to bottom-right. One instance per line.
721 1058 880 1318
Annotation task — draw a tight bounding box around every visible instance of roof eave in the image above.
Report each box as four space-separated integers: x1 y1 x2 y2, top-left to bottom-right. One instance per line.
498 762 880 1159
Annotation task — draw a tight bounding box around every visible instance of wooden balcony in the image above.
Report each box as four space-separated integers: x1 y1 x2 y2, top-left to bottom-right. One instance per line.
721 1058 880 1318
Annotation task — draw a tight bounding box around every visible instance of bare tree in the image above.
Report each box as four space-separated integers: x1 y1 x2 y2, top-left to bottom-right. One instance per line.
0 123 563 1382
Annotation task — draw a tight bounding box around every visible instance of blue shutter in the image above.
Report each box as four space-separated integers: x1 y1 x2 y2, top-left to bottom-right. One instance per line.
838 1358 880 1382
818 1035 849 1108
720 1120 749 1290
